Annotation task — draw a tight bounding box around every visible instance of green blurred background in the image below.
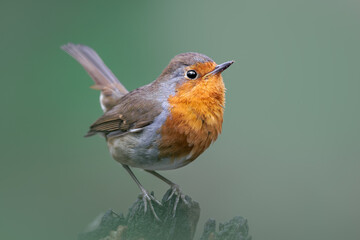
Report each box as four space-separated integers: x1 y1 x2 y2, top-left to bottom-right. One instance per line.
1 0 359 239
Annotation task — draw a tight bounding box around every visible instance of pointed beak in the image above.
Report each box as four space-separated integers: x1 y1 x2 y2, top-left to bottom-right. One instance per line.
204 60 234 78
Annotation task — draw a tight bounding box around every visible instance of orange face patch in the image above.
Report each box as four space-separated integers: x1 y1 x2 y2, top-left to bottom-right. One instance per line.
158 62 226 166
185 61 217 79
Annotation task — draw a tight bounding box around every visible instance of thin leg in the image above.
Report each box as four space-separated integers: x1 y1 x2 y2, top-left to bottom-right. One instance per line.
145 170 188 216
145 170 175 186
122 165 161 220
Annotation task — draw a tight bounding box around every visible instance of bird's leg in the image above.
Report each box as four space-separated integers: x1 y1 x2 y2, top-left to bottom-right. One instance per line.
122 165 161 221
145 170 188 216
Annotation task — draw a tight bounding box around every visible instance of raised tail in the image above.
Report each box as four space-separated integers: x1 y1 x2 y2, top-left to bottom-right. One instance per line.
61 43 129 112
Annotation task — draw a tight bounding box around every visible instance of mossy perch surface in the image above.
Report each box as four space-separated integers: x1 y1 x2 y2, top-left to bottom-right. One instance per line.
78 189 251 240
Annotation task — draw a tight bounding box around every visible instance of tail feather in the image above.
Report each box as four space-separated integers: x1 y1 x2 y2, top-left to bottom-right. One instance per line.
61 43 129 95
62 43 129 112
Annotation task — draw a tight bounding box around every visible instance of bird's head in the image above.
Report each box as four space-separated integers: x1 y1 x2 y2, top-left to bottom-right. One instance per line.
157 52 233 91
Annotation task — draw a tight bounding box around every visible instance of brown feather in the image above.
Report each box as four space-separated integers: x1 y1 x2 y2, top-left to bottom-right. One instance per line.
61 43 128 94
62 43 129 111
86 86 163 137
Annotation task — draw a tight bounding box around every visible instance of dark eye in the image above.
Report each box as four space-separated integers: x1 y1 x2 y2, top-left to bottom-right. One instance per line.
186 70 197 79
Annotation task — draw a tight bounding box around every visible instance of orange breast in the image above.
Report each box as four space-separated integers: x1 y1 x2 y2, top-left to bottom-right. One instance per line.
158 64 225 165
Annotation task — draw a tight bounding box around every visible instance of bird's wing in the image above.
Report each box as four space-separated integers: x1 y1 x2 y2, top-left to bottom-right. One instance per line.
85 88 163 138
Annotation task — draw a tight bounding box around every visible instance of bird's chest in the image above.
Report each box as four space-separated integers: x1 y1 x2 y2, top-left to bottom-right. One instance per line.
158 83 225 163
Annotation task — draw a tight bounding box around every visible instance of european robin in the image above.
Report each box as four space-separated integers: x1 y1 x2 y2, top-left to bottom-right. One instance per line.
62 43 233 220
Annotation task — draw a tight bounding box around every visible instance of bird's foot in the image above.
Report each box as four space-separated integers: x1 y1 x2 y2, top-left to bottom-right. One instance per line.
167 184 189 216
139 189 162 221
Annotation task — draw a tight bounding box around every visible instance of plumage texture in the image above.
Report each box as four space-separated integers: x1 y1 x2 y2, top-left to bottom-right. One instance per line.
86 86 163 138
63 45 230 170
158 61 225 164
61 43 128 111
157 52 214 79
84 56 226 170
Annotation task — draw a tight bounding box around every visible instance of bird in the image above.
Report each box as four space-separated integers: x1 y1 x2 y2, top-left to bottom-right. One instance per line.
61 43 233 220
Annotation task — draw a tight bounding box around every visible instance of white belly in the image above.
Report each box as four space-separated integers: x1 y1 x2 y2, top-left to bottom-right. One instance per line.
107 133 192 170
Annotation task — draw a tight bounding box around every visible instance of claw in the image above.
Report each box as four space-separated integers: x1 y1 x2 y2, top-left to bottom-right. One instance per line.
167 184 189 216
140 190 161 221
